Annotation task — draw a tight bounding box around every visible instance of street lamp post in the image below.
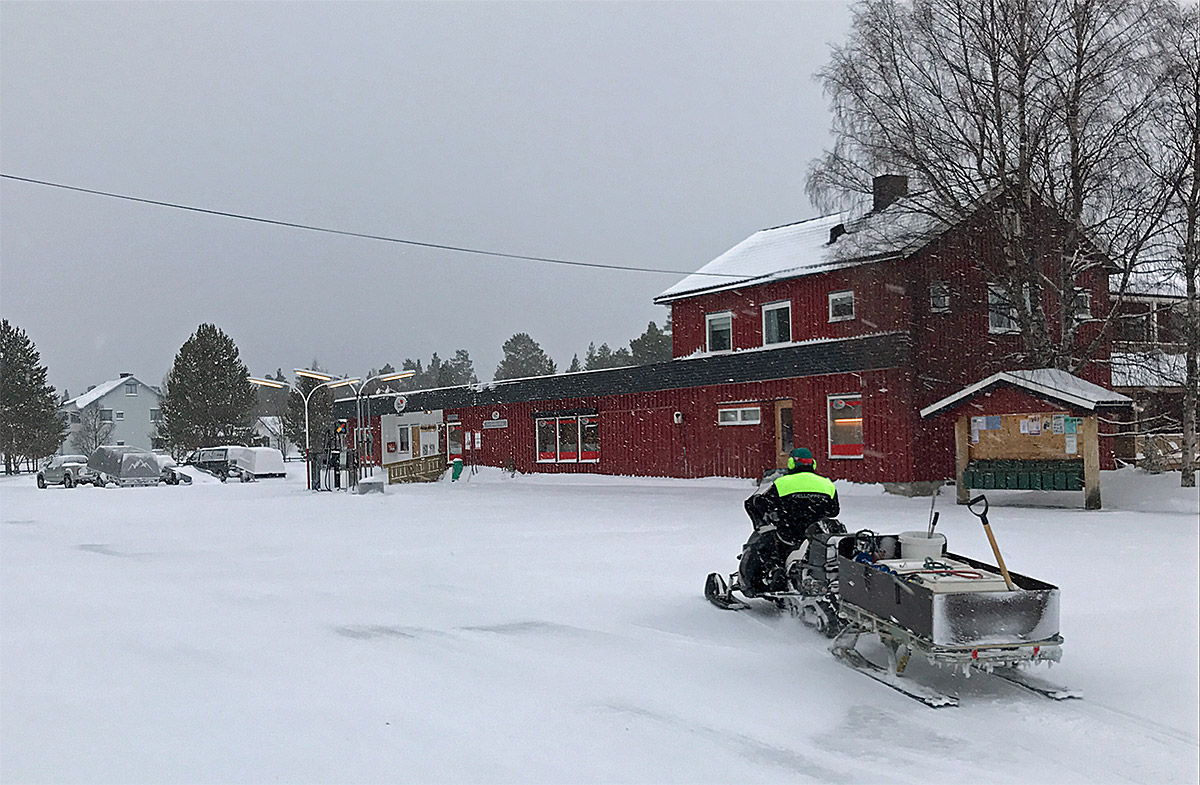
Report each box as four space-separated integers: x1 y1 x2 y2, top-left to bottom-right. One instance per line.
294 370 359 490
347 370 416 480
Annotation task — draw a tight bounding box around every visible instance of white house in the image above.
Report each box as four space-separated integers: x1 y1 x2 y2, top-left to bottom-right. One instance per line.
60 373 163 453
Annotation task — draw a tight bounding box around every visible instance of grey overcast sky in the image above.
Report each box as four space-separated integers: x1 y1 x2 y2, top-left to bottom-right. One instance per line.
1 1 854 397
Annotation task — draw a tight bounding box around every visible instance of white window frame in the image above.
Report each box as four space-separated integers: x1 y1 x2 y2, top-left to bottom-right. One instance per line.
827 394 864 460
100 408 114 422
828 290 855 322
930 281 950 313
556 417 579 464
579 416 600 463
1071 287 1092 322
761 301 791 346
125 381 138 396
536 415 600 463
115 411 124 421
149 408 161 422
536 417 557 463
987 284 1019 333
717 406 761 426
705 311 733 353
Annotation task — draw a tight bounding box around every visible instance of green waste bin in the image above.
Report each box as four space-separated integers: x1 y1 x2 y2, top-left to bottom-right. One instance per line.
451 458 464 481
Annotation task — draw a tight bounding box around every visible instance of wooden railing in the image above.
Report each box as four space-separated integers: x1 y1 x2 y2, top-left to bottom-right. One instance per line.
386 454 447 483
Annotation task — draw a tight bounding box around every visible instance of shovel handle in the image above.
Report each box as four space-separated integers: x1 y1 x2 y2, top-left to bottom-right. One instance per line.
967 494 1016 591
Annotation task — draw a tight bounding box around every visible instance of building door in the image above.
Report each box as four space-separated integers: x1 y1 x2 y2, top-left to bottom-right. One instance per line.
447 423 464 461
775 400 794 468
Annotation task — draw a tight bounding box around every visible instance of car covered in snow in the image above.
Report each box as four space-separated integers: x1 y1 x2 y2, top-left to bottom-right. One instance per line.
153 452 193 485
36 454 93 488
186 446 286 482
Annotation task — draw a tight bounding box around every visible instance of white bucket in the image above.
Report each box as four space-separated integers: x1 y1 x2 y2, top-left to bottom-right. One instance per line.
899 531 946 560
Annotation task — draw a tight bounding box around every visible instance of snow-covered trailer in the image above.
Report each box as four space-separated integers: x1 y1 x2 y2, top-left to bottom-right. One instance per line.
87 446 161 487
228 447 287 480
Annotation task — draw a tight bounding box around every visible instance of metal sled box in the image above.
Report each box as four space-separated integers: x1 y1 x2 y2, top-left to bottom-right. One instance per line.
836 539 1060 648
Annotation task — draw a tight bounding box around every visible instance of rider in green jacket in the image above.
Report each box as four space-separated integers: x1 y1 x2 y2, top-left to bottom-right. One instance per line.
739 447 840 596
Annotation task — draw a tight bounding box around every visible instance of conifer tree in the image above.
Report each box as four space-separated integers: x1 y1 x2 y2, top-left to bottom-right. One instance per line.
566 354 582 373
630 321 672 364
0 319 65 473
159 324 256 451
494 333 557 380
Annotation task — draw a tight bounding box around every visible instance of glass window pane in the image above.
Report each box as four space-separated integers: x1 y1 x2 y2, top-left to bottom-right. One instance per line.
988 284 1017 332
740 408 761 423
930 281 950 312
557 417 578 461
763 303 790 344
707 313 732 352
537 419 557 462
828 396 863 458
580 417 600 461
718 409 739 424
829 291 855 321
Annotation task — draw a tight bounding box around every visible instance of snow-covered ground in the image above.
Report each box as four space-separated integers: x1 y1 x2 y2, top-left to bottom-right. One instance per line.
2 465 1197 783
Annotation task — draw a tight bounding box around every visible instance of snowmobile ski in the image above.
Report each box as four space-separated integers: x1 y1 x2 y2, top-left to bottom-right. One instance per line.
830 641 959 708
990 667 1081 700
704 572 750 610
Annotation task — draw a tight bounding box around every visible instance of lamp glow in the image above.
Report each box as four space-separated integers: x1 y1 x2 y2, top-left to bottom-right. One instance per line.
248 377 287 389
294 368 334 382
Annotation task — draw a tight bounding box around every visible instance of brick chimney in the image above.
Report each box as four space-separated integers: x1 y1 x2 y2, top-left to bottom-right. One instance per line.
872 174 908 212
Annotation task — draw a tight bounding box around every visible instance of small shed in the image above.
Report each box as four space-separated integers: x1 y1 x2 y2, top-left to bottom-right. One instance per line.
920 369 1133 510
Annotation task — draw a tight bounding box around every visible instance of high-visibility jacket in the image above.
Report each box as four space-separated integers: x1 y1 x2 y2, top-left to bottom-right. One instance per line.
759 468 840 542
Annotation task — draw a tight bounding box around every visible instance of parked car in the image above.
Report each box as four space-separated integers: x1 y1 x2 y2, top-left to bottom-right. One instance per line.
36 454 92 488
87 446 163 488
185 446 286 482
153 453 192 485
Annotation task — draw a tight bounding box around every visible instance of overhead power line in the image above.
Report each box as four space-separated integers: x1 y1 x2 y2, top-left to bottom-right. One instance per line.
1 173 741 279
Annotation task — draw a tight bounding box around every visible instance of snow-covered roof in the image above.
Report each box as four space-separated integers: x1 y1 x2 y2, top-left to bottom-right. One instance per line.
1111 352 1186 388
63 375 156 409
920 368 1133 418
1111 260 1188 299
655 197 946 303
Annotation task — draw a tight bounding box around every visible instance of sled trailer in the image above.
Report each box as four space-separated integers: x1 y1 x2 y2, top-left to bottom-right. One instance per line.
835 535 1062 670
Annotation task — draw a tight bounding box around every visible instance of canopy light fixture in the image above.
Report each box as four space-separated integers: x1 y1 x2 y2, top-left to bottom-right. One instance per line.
248 377 287 389
327 377 361 389
378 371 417 382
294 368 333 382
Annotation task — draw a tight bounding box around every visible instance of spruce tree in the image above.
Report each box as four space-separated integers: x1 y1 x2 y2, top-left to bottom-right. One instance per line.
494 333 557 380
0 320 65 473
446 349 478 386
566 354 582 373
159 324 257 451
630 321 672 364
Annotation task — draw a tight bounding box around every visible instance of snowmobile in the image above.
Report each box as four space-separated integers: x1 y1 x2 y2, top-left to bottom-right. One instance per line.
704 492 1077 707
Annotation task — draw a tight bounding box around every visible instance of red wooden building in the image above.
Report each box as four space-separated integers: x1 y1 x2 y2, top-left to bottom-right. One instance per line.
341 177 1130 485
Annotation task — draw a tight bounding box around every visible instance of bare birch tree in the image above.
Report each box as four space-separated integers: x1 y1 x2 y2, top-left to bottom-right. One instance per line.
70 403 114 456
1153 1 1199 486
808 0 1177 372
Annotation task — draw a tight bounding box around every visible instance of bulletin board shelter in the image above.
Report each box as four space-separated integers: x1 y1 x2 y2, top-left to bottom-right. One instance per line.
920 369 1133 509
